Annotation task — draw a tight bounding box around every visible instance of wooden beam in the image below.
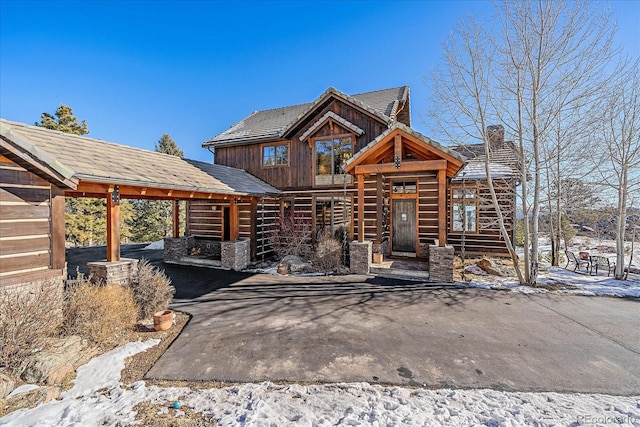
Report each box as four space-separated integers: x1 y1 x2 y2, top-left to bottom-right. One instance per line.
355 159 447 175
394 134 402 163
438 170 447 247
229 198 239 241
172 200 180 238
375 174 383 243
50 185 66 270
357 174 365 242
106 191 121 262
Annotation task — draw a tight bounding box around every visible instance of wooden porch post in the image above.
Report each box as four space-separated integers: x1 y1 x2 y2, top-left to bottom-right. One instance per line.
438 170 447 247
50 186 66 270
357 174 365 242
172 200 180 238
106 190 121 262
229 198 239 241
375 174 383 243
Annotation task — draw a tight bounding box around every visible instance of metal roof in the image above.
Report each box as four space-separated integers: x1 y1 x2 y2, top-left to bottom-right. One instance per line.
0 119 280 197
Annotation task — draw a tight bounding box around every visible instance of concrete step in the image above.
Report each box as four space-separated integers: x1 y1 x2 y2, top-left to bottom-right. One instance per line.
369 266 430 282
166 257 222 269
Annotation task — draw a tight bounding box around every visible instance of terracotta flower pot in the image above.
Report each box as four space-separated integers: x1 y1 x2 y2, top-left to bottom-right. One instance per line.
153 310 174 331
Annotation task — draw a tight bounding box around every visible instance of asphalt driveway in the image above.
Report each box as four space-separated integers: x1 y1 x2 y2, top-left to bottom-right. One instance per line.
66 246 640 395
146 268 640 395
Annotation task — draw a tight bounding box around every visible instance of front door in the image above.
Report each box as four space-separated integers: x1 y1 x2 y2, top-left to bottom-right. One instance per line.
392 199 416 254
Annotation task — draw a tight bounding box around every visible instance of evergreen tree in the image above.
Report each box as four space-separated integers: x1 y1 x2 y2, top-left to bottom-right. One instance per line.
155 133 183 157
35 104 89 135
129 133 184 242
35 105 110 246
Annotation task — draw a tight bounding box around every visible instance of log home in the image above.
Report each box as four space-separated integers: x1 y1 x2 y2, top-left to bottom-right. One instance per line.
198 87 521 277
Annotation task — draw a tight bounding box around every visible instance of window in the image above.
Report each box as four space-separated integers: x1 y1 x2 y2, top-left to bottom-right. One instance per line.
451 186 478 232
314 196 352 241
392 181 417 194
314 136 353 185
262 144 288 167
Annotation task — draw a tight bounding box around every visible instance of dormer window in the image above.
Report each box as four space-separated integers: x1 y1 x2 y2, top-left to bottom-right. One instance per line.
314 135 353 186
262 143 289 167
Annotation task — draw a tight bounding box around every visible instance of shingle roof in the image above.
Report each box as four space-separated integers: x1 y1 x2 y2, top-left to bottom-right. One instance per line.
204 86 409 147
0 119 280 197
451 141 522 179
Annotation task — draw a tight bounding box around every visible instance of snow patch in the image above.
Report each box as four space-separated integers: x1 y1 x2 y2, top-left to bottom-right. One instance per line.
143 240 164 250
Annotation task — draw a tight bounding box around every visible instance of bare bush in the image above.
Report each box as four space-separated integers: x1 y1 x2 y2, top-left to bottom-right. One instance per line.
312 231 343 273
64 275 138 344
268 213 312 259
0 280 64 369
129 260 175 320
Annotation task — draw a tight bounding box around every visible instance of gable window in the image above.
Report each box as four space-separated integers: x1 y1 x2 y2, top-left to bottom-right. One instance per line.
314 136 353 185
262 143 289 167
451 186 478 232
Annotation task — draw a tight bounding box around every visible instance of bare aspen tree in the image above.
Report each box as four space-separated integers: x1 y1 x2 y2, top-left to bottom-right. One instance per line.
429 0 617 284
596 63 640 279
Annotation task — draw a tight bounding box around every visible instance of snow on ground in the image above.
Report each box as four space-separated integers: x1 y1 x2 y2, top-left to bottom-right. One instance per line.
2 340 639 426
458 235 640 297
143 240 164 250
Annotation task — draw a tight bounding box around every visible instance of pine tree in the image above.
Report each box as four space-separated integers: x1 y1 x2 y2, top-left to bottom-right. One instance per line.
35 105 111 246
129 134 184 242
35 104 89 135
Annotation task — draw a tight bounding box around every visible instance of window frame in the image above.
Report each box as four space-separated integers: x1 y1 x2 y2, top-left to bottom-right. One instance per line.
311 133 355 187
261 142 290 168
312 194 354 243
450 184 479 233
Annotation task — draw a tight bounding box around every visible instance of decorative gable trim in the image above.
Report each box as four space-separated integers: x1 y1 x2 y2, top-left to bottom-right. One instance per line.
298 111 365 142
282 87 391 139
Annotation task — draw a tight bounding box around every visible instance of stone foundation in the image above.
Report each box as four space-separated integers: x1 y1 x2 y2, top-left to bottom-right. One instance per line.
349 240 372 274
193 238 221 258
88 259 139 286
221 238 251 271
429 245 455 282
164 236 194 262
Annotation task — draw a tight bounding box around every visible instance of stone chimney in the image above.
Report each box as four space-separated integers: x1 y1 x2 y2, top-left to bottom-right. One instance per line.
486 125 505 147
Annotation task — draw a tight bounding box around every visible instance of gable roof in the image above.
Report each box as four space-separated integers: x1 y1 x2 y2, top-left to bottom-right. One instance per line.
204 86 409 148
343 122 466 178
0 119 280 197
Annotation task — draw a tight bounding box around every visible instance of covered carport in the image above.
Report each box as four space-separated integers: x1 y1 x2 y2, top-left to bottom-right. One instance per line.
0 119 279 285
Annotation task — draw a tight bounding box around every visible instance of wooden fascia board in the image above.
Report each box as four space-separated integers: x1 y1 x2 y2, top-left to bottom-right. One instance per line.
354 159 447 175
0 143 78 190
69 181 256 201
399 131 465 170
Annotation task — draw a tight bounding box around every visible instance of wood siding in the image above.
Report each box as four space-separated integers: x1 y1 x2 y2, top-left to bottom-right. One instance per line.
0 156 53 282
447 180 515 255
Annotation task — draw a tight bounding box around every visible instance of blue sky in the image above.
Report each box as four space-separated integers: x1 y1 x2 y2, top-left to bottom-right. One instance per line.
1 0 638 162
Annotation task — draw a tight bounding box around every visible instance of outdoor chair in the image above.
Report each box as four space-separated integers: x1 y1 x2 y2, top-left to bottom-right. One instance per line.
590 255 616 276
565 250 591 273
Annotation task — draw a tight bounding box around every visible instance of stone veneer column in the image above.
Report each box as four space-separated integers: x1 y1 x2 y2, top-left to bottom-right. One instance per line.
429 245 455 282
349 240 372 274
88 258 139 286
164 236 194 263
221 238 250 271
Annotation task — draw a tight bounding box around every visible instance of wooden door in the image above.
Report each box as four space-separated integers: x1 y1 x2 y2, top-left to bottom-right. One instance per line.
392 199 416 253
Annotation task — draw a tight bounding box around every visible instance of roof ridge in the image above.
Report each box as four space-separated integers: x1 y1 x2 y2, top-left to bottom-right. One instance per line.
0 118 184 160
349 85 409 97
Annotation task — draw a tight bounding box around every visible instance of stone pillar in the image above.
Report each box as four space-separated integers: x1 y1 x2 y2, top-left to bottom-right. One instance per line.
88 258 139 286
221 238 250 271
429 245 455 282
164 236 194 263
350 240 372 274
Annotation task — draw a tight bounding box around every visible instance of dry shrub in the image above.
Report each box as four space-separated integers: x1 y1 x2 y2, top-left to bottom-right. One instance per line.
0 279 64 369
268 214 312 259
129 260 175 320
64 274 138 344
312 231 343 273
